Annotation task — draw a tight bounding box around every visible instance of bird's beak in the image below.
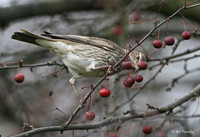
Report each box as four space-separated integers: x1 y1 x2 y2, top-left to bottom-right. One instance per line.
135 66 139 71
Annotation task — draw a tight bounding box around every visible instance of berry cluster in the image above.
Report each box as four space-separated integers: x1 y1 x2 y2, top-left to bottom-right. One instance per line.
152 30 192 49
122 61 147 88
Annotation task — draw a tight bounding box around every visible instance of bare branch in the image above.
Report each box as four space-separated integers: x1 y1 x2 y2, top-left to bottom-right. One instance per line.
166 66 200 91
59 2 200 131
0 61 65 70
148 45 200 63
12 83 200 137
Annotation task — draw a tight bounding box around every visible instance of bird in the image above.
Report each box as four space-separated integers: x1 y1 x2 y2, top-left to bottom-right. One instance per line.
11 29 144 98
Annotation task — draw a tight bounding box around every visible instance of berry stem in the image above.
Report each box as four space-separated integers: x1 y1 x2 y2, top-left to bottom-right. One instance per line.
157 27 161 39
55 118 67 122
128 70 131 77
182 20 187 31
72 130 74 137
185 0 197 7
88 95 93 112
148 49 160 58
7 127 22 137
129 19 154 24
181 13 199 31
105 68 109 89
166 19 170 36
87 96 91 111
56 108 70 118
90 95 93 112
17 63 20 73
156 0 165 19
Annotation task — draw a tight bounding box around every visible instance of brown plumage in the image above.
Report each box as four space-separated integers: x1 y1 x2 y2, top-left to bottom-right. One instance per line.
11 29 143 93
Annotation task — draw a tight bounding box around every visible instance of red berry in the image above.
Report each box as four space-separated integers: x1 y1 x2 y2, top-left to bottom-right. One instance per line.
138 61 147 70
135 75 143 82
182 30 191 40
143 125 153 134
130 12 140 21
86 111 95 120
14 73 25 83
114 26 122 35
121 61 132 69
153 40 162 48
164 36 175 46
99 88 110 97
123 77 135 87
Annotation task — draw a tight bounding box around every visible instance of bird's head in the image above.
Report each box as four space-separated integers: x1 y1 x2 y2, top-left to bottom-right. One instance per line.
128 51 145 70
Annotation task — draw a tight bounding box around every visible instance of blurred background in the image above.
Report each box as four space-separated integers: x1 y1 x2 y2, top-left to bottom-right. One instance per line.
0 0 200 137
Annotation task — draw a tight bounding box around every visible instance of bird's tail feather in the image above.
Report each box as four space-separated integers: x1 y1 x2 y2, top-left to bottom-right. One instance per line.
11 29 54 46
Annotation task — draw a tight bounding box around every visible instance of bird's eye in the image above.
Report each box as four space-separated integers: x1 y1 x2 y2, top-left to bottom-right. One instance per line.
136 56 140 60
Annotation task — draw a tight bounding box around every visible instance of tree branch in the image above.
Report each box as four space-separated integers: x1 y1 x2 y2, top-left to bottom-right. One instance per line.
8 3 200 137
59 2 200 131
12 83 200 137
148 45 200 63
0 61 64 70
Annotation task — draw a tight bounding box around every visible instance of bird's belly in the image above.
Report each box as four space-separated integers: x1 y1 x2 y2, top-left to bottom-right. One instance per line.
61 52 104 77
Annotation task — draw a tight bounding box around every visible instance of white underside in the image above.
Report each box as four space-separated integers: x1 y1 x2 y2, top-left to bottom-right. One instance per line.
36 39 102 77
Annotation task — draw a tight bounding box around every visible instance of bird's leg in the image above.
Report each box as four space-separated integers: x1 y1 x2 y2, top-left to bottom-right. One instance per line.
70 83 83 100
69 74 83 100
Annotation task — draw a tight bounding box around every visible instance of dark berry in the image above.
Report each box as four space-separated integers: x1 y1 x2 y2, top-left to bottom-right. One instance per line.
153 40 162 48
182 30 191 40
121 61 132 69
164 36 175 46
99 88 110 97
143 125 153 134
86 111 95 120
138 61 147 70
123 77 135 87
135 75 143 82
14 73 24 83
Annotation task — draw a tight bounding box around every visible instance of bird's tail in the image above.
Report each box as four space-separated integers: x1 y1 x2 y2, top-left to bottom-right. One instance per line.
11 29 55 46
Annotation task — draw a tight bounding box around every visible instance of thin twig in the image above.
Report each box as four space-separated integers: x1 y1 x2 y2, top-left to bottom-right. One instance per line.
12 83 200 137
0 61 64 70
10 3 200 137
110 64 165 113
166 66 200 91
148 45 200 62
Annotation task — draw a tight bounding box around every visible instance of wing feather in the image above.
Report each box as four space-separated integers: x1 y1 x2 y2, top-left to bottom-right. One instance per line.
41 32 120 51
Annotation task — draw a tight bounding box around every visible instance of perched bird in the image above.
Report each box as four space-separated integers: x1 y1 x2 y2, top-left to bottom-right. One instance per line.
11 29 144 97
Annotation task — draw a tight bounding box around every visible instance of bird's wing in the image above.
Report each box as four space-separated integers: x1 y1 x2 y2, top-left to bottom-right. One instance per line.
41 31 120 51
